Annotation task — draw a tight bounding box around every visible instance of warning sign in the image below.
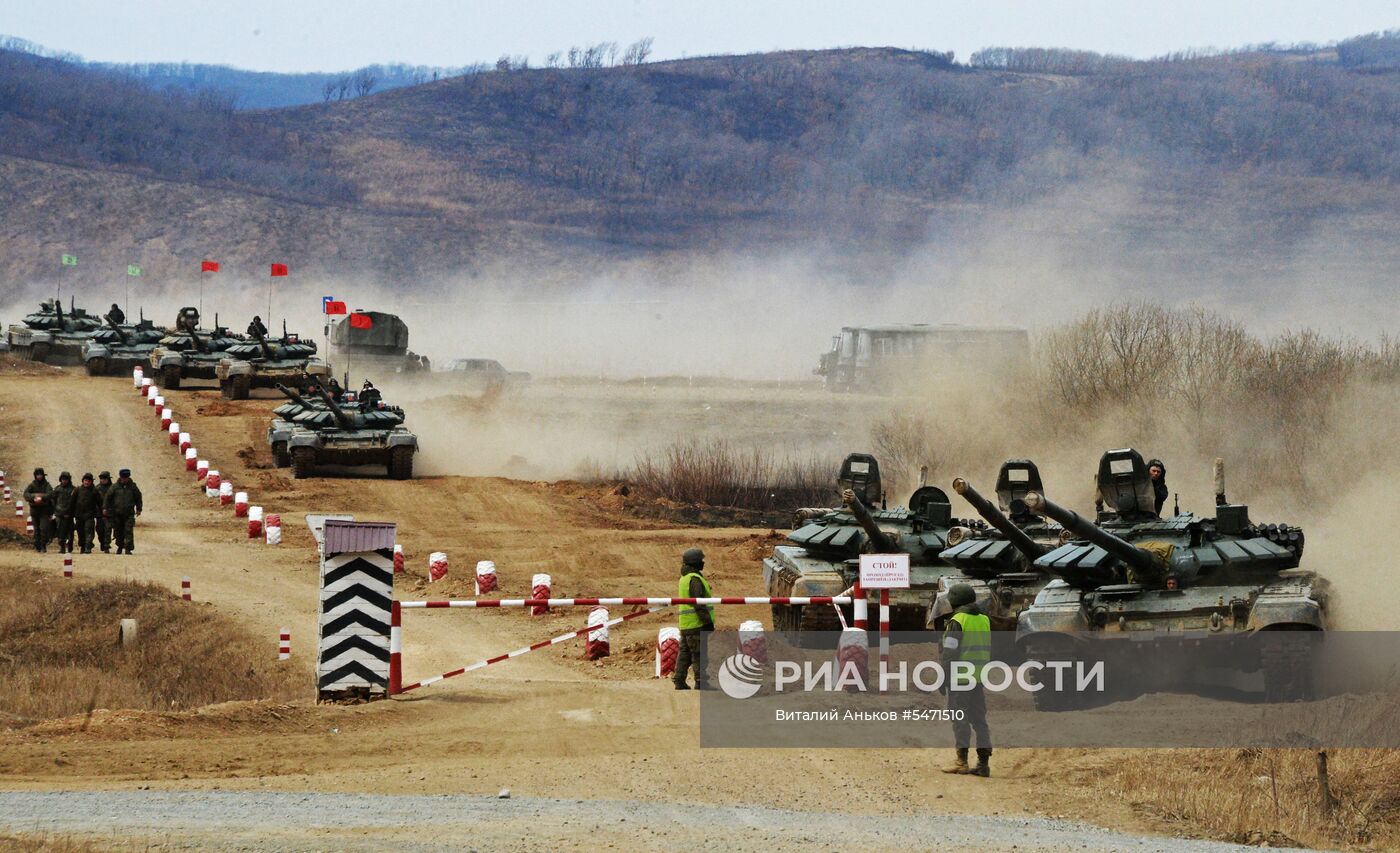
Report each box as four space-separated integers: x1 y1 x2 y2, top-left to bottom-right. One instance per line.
859 554 910 589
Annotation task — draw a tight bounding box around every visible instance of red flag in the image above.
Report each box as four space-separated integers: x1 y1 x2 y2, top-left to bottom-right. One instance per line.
349 313 373 329
270 263 289 277
325 301 347 315
201 260 220 273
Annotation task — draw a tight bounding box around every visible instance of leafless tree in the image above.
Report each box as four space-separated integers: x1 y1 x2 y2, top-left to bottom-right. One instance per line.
354 71 375 97
336 76 351 100
321 81 336 102
622 37 654 66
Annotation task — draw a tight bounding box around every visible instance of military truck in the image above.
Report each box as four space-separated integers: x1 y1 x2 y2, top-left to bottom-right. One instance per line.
327 311 431 376
148 308 243 389
931 459 1063 628
816 324 1029 393
82 314 166 375
6 299 104 363
439 358 531 392
273 383 417 479
1017 448 1329 706
763 453 984 634
216 325 329 399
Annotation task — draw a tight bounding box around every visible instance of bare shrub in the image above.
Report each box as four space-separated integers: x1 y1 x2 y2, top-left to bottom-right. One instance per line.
871 411 940 495
630 438 834 509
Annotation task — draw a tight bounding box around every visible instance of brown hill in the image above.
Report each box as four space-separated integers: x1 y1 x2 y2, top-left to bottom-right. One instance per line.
3 42 1400 288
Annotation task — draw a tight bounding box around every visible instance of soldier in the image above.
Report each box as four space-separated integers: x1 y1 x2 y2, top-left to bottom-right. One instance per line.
108 303 126 325
673 548 716 690
51 471 78 554
359 380 382 409
22 467 53 552
326 376 345 403
940 583 993 778
103 469 143 555
94 471 114 552
1148 459 1168 517
247 315 268 338
73 473 102 554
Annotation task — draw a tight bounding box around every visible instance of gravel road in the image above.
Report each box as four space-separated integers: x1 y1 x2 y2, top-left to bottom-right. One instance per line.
0 791 1315 852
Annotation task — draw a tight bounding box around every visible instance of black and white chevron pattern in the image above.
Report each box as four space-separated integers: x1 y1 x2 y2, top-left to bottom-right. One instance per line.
317 544 395 699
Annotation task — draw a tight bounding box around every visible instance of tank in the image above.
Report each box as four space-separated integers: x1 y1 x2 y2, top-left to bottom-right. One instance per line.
763 453 983 634
931 459 1063 628
6 299 103 364
327 311 431 376
148 309 244 389
82 314 166 375
1016 448 1330 707
216 323 329 399
273 382 417 479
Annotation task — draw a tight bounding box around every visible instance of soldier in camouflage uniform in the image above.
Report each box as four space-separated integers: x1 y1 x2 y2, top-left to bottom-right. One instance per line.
22 467 53 552
73 473 102 554
51 471 78 554
103 469 143 555
94 471 114 552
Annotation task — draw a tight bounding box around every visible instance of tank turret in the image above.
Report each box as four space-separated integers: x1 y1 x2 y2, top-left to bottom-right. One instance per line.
951 477 1047 561
1025 491 1167 585
841 488 899 553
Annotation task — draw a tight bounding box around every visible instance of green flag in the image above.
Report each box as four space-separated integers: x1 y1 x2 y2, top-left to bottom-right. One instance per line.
61 254 77 266
127 264 141 277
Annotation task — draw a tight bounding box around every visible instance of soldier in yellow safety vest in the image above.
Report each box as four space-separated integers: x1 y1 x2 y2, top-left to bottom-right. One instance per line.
940 583 993 777
674 548 716 690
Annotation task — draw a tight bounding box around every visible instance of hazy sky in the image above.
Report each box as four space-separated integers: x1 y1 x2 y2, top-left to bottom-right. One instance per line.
4 0 1396 72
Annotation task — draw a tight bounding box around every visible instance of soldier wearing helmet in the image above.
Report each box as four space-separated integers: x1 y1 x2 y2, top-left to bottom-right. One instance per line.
673 548 715 690
940 582 993 778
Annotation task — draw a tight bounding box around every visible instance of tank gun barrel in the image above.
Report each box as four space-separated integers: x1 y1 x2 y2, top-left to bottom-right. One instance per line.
952 477 1047 559
256 332 275 360
306 378 356 430
1025 492 1160 576
274 383 316 409
103 316 130 345
842 489 899 553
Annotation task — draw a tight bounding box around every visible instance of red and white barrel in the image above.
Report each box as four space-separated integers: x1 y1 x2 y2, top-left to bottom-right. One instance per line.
168 422 180 444
219 482 233 506
205 471 221 497
140 377 152 395
474 560 497 595
25 516 34 536
153 396 165 417
530 573 552 615
392 544 405 574
62 556 73 578
234 492 249 518
179 432 191 453
584 606 610 659
147 386 159 405
656 627 681 677
13 501 21 517
278 628 291 660
161 408 172 430
196 459 209 481
739 619 768 662
185 448 197 471
181 577 192 601
836 628 869 692
428 551 448 583
265 513 282 545
132 365 144 387
247 506 263 538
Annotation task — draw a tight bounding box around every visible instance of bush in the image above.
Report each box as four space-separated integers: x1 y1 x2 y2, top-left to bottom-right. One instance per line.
630 438 835 510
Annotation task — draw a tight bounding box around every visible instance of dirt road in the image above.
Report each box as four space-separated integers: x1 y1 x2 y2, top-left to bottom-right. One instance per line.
0 369 1244 850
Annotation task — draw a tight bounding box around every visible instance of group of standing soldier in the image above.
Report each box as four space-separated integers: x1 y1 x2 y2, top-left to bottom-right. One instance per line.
21 467 143 554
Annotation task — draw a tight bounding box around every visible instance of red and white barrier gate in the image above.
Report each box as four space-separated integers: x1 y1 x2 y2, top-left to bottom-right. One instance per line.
389 595 855 696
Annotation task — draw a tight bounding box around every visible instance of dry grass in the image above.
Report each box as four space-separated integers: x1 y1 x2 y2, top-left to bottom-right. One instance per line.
630 437 835 510
1112 748 1400 849
0 569 303 725
0 834 110 852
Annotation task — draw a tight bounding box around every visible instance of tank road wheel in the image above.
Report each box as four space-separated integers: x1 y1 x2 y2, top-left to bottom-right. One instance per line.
1261 632 1317 703
1022 641 1079 712
272 442 291 468
162 365 182 389
799 602 845 632
291 446 316 479
388 446 414 480
85 357 108 376
771 604 798 633
228 374 251 400
30 342 51 363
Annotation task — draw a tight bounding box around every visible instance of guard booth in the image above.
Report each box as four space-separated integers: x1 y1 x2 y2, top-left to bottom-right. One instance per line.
317 519 397 702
